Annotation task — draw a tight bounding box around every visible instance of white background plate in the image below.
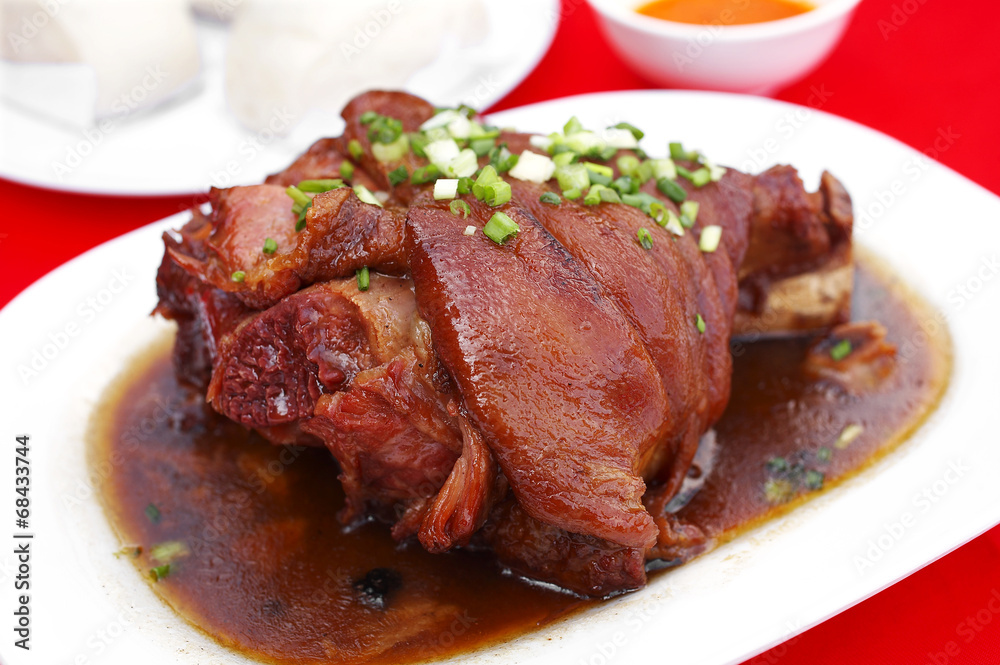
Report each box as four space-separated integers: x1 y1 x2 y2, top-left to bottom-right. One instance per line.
0 0 558 197
1 90 998 665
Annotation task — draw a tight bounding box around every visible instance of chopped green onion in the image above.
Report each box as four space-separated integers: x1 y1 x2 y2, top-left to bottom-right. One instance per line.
359 111 377 124
353 184 383 207
637 227 654 250
425 138 461 169
150 540 189 563
767 457 789 473
612 121 644 141
648 201 667 224
367 114 403 144
472 165 500 200
447 148 478 178
262 237 277 255
699 225 722 252
555 163 589 192
637 160 655 184
669 141 699 162
457 176 475 195
450 200 471 218
657 177 687 203
484 180 512 207
583 185 605 206
488 143 518 172
552 151 577 167
689 167 712 187
648 158 677 181
617 155 640 178
297 179 344 193
372 134 409 162
603 127 639 149
348 139 363 160
231 271 246 283
835 423 864 449
695 313 706 334
599 187 622 203
563 116 584 136
434 178 459 200
598 145 618 161
144 503 161 524
409 132 430 158
150 564 172 582
539 191 561 205
339 160 355 180
463 225 476 235
805 470 825 491
680 200 699 225
588 170 613 187
611 175 638 196
483 211 520 245
664 210 685 236
356 266 370 291
410 164 442 185
830 339 853 361
388 165 409 187
470 137 495 156
764 478 794 504
817 447 833 463
509 150 556 183
420 108 462 131
563 188 582 199
286 185 311 207
583 161 614 179
706 161 727 182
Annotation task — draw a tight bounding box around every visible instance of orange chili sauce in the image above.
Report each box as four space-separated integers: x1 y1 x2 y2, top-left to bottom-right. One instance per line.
637 0 815 25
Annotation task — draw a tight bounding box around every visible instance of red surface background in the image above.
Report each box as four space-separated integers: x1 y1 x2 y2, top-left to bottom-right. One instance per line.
2 1 999 663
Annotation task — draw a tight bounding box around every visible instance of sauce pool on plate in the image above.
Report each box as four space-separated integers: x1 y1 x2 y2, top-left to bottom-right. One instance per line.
637 0 815 25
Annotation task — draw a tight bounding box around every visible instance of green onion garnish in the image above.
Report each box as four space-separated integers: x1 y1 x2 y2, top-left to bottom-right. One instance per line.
555 163 589 192
295 217 307 232
690 167 712 188
472 165 500 200
484 180 512 207
695 313 706 334
144 503 161 524
447 148 478 178
359 111 377 124
583 162 614 179
648 201 667 225
552 151 577 167
388 165 409 187
372 134 409 162
353 184 383 207
817 447 832 463
286 185 311 206
348 139 363 160
262 238 277 255
483 211 520 245
367 114 403 144
463 224 476 236
637 227 653 250
680 200 699 227
805 470 825 491
231 271 246 283
450 199 471 218
563 188 582 199
150 540 189 563
563 116 584 136
830 339 853 361
657 177 687 204
539 191 561 205
699 225 722 252
617 155 640 178
669 141 699 162
767 457 789 473
339 160 355 180
488 143 519 172
612 121 644 141
648 158 677 181
434 178 459 200
410 164 442 185
356 266 370 291
583 185 604 206
297 179 344 193
457 176 475 195
664 210 685 236
470 137 496 157
150 564 171 582
599 187 622 204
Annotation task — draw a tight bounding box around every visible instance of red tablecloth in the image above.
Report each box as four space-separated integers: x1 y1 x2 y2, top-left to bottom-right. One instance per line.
3 1 999 662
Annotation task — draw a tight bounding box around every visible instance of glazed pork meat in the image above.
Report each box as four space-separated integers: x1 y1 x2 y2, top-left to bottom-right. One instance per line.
155 91 853 596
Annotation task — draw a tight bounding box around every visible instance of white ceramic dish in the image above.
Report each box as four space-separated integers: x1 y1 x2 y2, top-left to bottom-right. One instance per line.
1 90 998 665
587 0 862 94
0 1 557 197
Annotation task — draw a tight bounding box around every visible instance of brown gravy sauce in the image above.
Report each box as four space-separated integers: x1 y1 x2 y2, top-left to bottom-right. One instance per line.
89 258 951 664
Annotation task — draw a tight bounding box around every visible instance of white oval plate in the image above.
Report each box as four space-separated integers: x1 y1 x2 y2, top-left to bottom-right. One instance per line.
0 1 557 197
1 91 999 665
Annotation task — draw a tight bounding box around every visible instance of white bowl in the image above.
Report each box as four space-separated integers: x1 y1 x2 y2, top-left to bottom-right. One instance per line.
587 0 862 94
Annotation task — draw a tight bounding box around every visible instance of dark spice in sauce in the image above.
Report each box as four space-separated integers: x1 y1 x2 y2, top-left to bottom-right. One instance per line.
90 258 950 664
